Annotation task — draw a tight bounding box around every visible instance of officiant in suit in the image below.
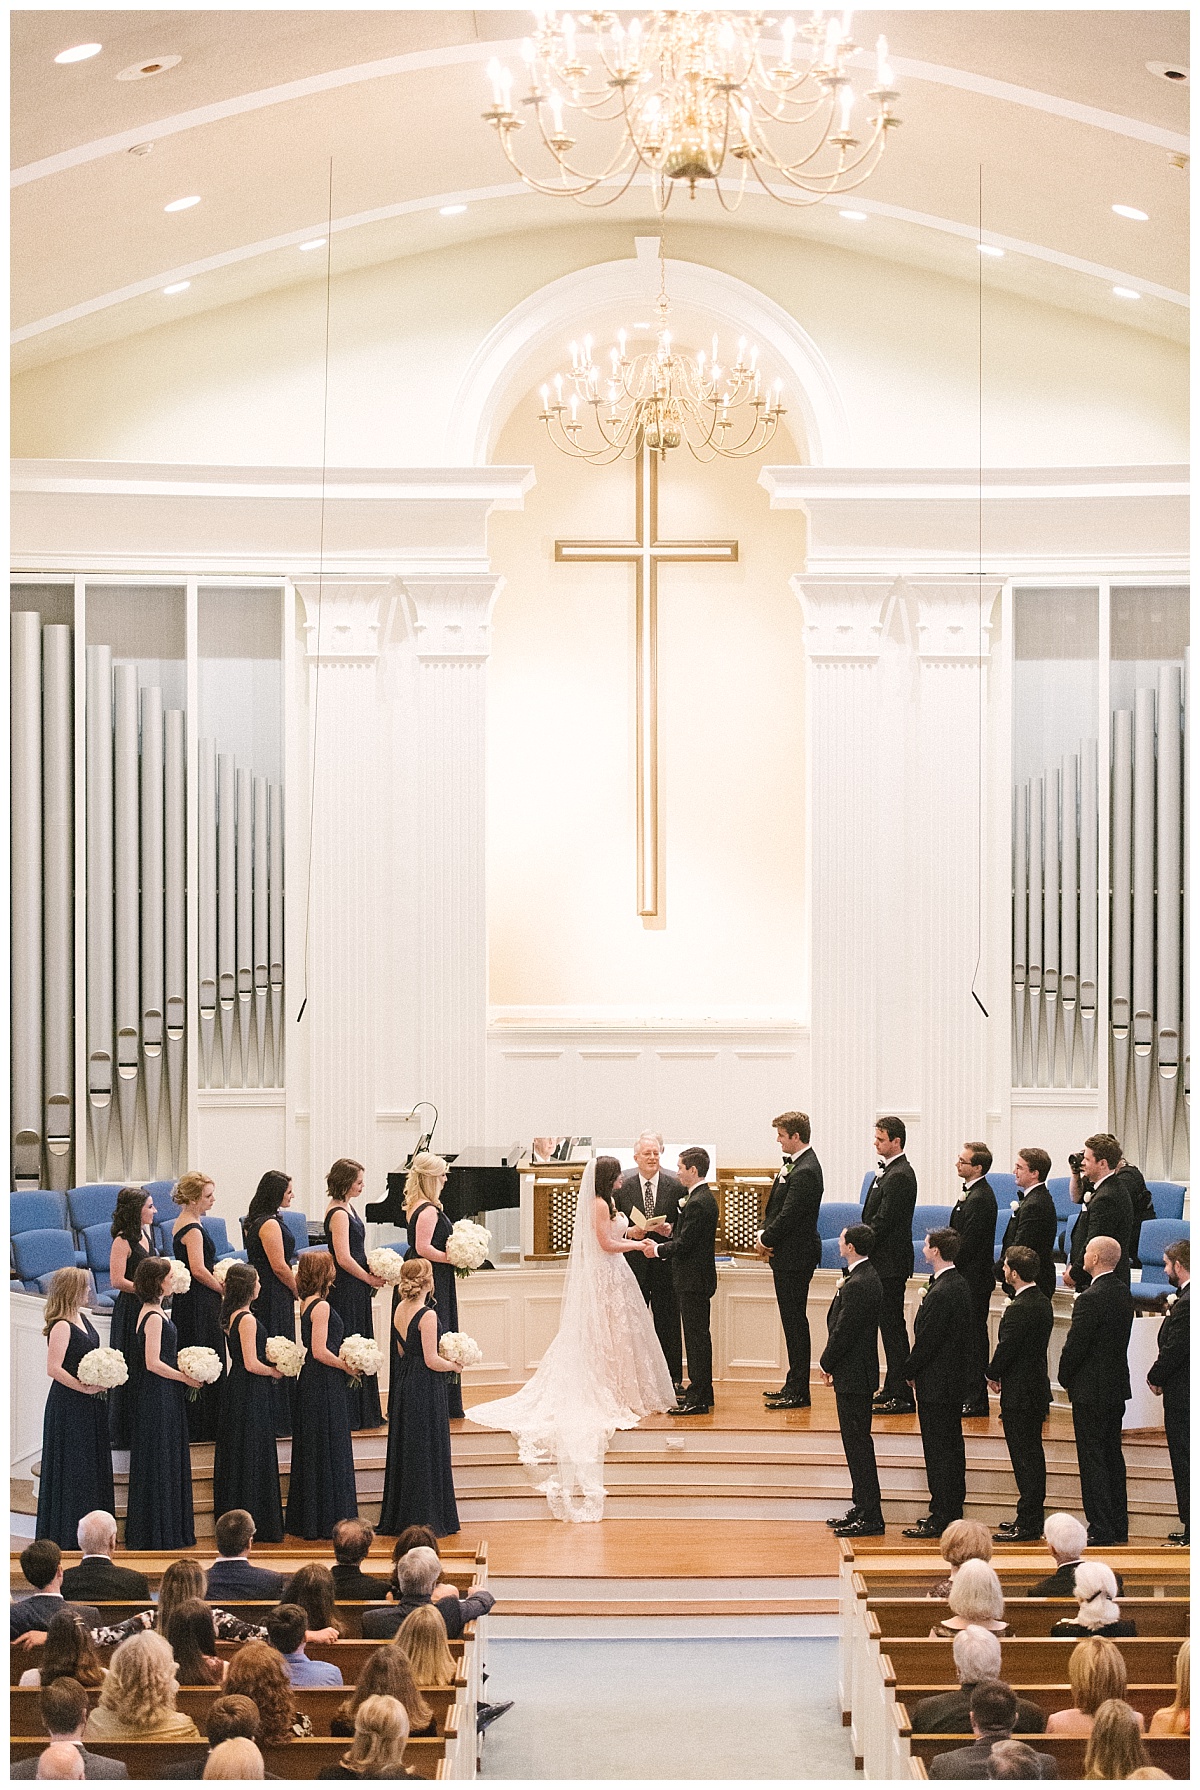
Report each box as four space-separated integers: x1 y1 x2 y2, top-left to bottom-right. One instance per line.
616 1131 684 1389
757 1110 823 1410
647 1146 719 1415
950 1143 999 1417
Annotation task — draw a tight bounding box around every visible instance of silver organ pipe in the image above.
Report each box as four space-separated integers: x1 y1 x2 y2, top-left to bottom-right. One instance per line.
1013 783 1028 1083
1060 753 1079 1084
86 646 115 1176
11 614 44 1189
139 687 165 1178
164 709 187 1173
1131 686 1156 1165
1110 710 1133 1136
42 624 74 1189
1155 665 1183 1172
112 664 141 1177
269 782 284 1086
197 738 217 1085
253 776 269 1086
1079 739 1099 1087
1043 767 1061 1078
1027 775 1044 1084
217 752 236 1084
236 768 253 1081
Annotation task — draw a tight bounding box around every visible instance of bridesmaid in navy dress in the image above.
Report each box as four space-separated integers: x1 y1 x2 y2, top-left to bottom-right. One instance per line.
125 1257 200 1549
403 1152 465 1419
36 1267 115 1546
323 1158 385 1431
285 1251 359 1539
243 1170 299 1438
379 1258 459 1536
213 1263 285 1541
171 1171 226 1443
106 1185 156 1449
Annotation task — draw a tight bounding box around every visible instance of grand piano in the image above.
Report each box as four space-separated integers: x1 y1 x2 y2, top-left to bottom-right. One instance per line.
365 1145 525 1236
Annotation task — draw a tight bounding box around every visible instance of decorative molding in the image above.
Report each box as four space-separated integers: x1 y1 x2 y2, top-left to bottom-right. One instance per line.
296 580 393 664
791 576 897 662
905 578 1003 662
399 574 505 662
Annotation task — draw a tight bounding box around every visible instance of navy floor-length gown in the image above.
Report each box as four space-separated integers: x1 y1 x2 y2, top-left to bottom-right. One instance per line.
245 1213 297 1438
172 1222 225 1443
378 1302 459 1537
36 1314 116 1547
213 1311 284 1542
324 1206 383 1431
284 1299 358 1539
125 1308 195 1549
107 1231 150 1449
404 1202 464 1420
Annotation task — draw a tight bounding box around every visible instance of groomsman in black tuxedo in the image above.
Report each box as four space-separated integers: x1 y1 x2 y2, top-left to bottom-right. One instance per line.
1065 1134 1134 1290
902 1228 974 1538
616 1131 684 1391
821 1224 885 1537
998 1148 1058 1300
864 1116 919 1415
1057 1235 1134 1546
646 1146 719 1416
950 1142 999 1418
987 1245 1054 1541
1147 1238 1189 1544
757 1110 823 1410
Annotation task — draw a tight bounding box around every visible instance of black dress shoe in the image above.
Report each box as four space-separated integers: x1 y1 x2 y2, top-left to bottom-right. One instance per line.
836 1516 887 1538
764 1393 811 1409
873 1398 916 1415
668 1400 712 1415
763 1387 789 1400
673 1381 687 1397
902 1518 943 1539
995 1519 1018 1531
476 1700 514 1732
1168 1530 1189 1546
961 1403 990 1418
993 1528 1042 1544
828 1507 861 1529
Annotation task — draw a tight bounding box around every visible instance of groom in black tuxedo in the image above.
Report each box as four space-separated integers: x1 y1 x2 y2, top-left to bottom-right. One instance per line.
616 1131 684 1390
758 1110 823 1410
647 1146 719 1415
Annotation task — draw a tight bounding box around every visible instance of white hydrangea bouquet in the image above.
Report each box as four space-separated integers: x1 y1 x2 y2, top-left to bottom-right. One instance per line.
438 1329 483 1388
444 1219 491 1279
366 1248 405 1284
339 1333 383 1388
265 1336 307 1377
165 1259 192 1297
77 1346 128 1399
212 1257 237 1286
177 1345 223 1399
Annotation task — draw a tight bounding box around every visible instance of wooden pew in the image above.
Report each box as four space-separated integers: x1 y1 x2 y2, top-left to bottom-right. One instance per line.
80 1596 484 1639
12 1634 470 1686
902 1723 1190 1779
898 1681 1174 1726
9 1545 487 1596
11 1676 467 1736
10 1715 458 1779
867 1595 1190 1640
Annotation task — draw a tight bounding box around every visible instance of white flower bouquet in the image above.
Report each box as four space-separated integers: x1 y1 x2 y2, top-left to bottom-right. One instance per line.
265 1336 307 1377
212 1257 237 1286
366 1248 405 1284
165 1259 192 1297
438 1331 483 1370
339 1333 383 1387
77 1346 128 1400
444 1219 491 1279
177 1345 223 1399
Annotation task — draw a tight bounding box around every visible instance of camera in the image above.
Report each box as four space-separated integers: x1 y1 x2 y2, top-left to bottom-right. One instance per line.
1068 1150 1093 1196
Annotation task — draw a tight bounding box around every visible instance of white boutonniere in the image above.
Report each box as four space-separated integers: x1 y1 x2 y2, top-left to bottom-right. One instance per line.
1010 1201 1019 1213
1082 1190 1094 1207
677 1194 689 1210
1165 1292 1178 1308
919 1282 932 1301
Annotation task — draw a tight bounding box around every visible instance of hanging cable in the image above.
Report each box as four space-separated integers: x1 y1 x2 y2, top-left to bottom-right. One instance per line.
971 162 989 1020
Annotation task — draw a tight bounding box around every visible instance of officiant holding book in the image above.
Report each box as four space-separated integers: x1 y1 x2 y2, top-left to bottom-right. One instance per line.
617 1132 684 1391
646 1147 719 1416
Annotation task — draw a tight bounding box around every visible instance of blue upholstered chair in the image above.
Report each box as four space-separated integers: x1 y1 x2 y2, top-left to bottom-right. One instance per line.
66 1184 123 1236
859 1171 876 1205
912 1204 953 1243
11 1228 80 1294
989 1172 1018 1209
818 1201 865 1242
80 1223 118 1303
201 1214 246 1263
279 1209 311 1255
11 1190 69 1235
821 1234 845 1270
1146 1181 1187 1221
993 1204 1014 1261
1046 1178 1075 1222
1132 1218 1191 1305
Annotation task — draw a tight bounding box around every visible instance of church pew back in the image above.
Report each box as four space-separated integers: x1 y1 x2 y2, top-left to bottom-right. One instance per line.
850 1563 1189 1598
897 1682 1174 1725
881 1637 1184 1685
9 1546 486 1595
77 1596 481 1638
903 1729 1189 1779
10 1677 466 1736
11 1634 470 1685
868 1596 1189 1639
9 1731 452 1779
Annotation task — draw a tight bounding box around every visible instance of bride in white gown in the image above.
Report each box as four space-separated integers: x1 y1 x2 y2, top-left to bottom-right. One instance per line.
469 1155 676 1521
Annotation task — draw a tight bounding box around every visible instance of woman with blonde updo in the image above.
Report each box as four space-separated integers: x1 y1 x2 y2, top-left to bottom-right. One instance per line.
170 1171 226 1442
379 1259 459 1536
84 1631 201 1740
402 1152 464 1420
318 1694 416 1779
285 1249 359 1539
324 1157 385 1431
36 1265 115 1547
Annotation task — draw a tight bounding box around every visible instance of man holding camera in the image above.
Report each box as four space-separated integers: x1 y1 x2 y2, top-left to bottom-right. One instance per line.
1064 1134 1134 1290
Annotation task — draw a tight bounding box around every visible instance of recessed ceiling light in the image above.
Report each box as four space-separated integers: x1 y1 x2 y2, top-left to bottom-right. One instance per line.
299 238 327 252
128 142 154 157
1112 286 1141 300
162 281 191 295
1147 59 1188 84
55 42 102 63
164 195 201 213
439 204 468 217
633 321 650 329
977 243 1004 257
1112 203 1149 221
839 209 867 221
117 55 182 81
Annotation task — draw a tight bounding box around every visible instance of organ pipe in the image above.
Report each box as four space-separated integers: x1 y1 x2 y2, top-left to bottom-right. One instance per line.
1110 710 1133 1136
197 739 217 1084
42 625 74 1190
269 782 284 1086
217 752 236 1084
140 687 165 1178
11 614 43 1189
1043 767 1061 1077
1028 775 1044 1084
164 709 187 1173
1156 666 1183 1171
1013 783 1028 1082
1131 687 1156 1165
85 646 115 1176
236 768 253 1080
253 776 269 1086
113 664 141 1177
1061 753 1079 1084
1079 739 1099 1087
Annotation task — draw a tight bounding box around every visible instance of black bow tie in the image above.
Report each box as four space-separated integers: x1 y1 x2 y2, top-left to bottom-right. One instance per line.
877 1159 888 1172
781 1158 793 1168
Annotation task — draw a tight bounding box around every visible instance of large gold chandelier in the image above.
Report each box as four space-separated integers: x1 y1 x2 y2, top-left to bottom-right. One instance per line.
484 9 900 210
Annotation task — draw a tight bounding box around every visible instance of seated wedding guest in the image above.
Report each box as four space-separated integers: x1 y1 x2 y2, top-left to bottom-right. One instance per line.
204 1509 286 1602
10 1677 129 1780
12 1541 100 1643
1029 1514 1123 1599
362 1546 494 1641
165 1600 226 1686
396 1607 457 1688
18 1610 106 1688
930 1559 1009 1638
62 1513 149 1602
93 1557 266 1648
1050 1562 1136 1639
928 1682 1059 1779
202 1738 265 1780
387 1528 455 1602
1081 1700 1149 1779
331 1645 436 1738
1047 1639 1142 1736
34 1743 85 1780
927 1520 994 1599
986 1741 1046 1779
911 1627 1046 1734
265 1603 343 1687
331 1520 392 1601
225 1643 313 1741
1148 1639 1189 1737
281 1563 344 1639
83 1633 201 1742
1125 1772 1172 1782
317 1695 415 1780
159 1694 271 1780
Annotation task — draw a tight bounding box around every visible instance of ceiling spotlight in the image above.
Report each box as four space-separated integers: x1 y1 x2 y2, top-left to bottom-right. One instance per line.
1112 286 1141 300
117 55 182 81
164 195 201 212
55 42 102 63
128 142 154 157
1146 59 1188 83
977 242 1004 257
1112 203 1149 221
299 238 327 252
162 281 191 295
439 203 468 217
839 209 868 221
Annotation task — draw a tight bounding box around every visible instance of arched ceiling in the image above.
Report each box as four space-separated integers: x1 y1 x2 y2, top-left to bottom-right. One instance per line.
11 8 1190 375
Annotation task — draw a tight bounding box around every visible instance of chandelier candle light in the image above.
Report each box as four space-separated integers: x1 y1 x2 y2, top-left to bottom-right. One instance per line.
484 9 900 210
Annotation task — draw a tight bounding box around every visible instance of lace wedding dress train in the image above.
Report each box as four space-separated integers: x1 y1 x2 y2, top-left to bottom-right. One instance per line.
469 1161 676 1521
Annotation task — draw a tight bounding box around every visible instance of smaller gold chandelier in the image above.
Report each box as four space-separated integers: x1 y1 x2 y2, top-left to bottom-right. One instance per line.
538 263 784 463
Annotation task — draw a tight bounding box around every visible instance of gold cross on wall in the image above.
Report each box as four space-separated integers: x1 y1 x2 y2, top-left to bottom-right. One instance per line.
555 446 739 919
